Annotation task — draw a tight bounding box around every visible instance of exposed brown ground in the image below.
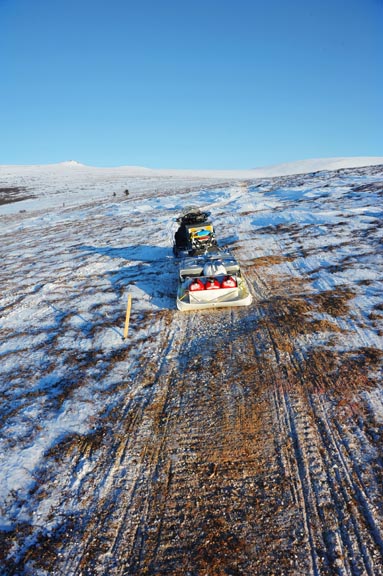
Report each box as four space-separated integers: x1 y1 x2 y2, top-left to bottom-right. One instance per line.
2 167 383 575
7 267 382 576
0 186 35 205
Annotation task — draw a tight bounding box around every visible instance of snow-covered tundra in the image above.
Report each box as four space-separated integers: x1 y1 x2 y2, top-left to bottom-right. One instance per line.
1 157 383 575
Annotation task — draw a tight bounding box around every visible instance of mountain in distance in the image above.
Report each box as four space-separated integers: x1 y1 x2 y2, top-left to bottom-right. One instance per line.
2 156 383 179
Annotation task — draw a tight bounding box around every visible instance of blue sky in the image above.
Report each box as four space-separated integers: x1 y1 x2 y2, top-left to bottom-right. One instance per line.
1 0 382 169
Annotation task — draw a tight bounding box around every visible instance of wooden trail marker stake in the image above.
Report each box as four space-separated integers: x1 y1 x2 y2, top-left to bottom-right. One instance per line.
123 294 132 339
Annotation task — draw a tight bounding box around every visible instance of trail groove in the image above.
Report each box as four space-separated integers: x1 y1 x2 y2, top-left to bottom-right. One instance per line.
48 292 383 576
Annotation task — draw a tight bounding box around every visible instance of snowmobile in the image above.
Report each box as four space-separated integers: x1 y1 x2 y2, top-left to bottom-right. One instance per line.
176 251 252 311
173 208 218 257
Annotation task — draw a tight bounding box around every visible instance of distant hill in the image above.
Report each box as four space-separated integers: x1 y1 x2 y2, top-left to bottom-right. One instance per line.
1 156 383 179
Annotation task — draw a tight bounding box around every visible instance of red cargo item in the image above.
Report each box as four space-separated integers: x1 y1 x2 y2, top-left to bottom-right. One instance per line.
221 275 237 288
205 277 220 290
189 278 205 291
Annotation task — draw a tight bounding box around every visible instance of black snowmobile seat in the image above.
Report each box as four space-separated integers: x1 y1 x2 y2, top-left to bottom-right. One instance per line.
177 210 210 225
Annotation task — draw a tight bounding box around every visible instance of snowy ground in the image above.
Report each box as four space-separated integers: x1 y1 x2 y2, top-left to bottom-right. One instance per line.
1 159 383 575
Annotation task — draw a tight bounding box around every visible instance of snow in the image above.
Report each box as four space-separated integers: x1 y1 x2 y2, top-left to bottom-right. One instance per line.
252 156 383 177
1 157 383 572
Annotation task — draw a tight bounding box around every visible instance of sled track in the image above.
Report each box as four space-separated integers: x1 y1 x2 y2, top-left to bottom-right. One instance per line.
313 393 383 573
60 314 191 575
4 270 380 575
263 309 383 575
0 295 379 576
43 296 383 576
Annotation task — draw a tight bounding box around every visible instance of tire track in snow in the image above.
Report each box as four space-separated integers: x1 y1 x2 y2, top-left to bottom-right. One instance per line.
312 392 383 573
59 311 193 575
51 280 383 575
283 342 383 574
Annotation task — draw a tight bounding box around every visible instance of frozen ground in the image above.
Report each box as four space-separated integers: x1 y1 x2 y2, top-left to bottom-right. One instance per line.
1 159 383 575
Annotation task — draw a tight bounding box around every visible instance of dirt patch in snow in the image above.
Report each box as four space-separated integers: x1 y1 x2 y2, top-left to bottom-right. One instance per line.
0 187 35 205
